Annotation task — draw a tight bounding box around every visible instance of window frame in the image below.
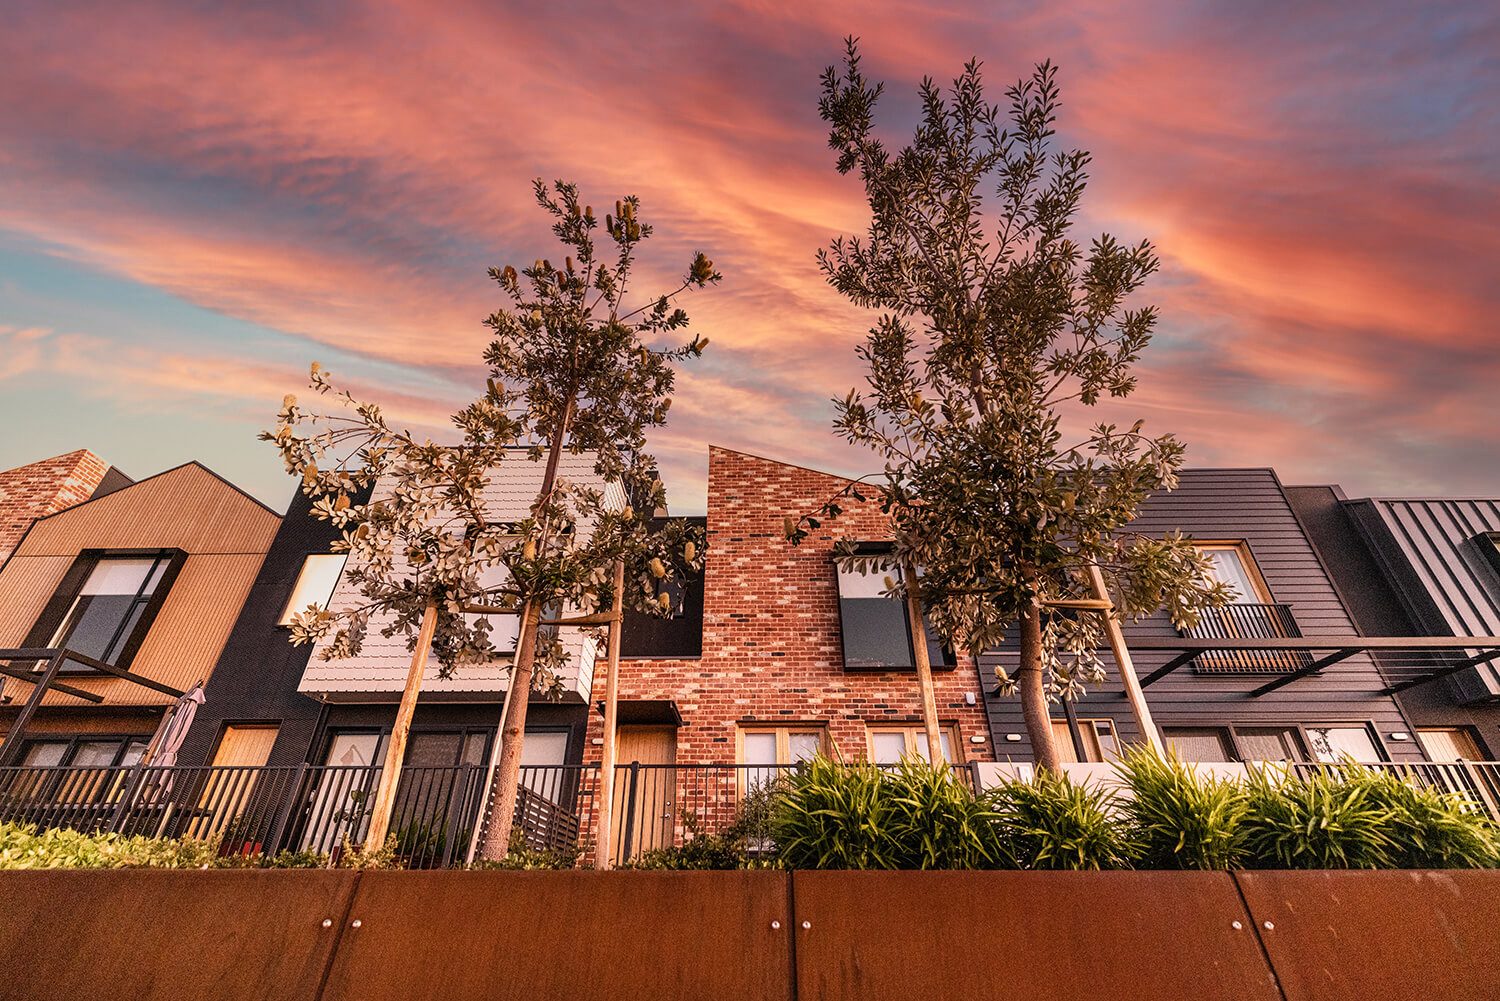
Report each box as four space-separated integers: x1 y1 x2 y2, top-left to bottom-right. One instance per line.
833 546 955 673
865 723 963 765
1161 721 1387 763
16 734 149 769
1048 717 1121 763
278 554 348 626
735 724 828 766
23 548 187 675
1192 541 1275 604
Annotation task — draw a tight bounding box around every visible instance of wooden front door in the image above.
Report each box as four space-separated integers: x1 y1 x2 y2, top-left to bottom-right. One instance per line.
610 725 676 862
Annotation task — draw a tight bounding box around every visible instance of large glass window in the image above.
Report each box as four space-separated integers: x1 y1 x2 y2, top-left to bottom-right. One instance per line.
1306 725 1382 763
279 554 347 625
739 726 823 788
1234 726 1305 762
48 555 173 668
836 556 949 671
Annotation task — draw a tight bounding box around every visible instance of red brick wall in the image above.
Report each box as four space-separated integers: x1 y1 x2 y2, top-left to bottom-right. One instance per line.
585 446 993 766
0 450 112 563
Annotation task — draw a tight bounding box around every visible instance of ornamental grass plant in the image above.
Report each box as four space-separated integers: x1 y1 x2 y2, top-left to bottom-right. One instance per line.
988 769 1134 870
1116 747 1249 870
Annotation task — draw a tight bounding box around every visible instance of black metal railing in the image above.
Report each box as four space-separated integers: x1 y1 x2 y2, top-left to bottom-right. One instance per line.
1186 602 1314 674
0 756 1014 867
1286 760 1500 821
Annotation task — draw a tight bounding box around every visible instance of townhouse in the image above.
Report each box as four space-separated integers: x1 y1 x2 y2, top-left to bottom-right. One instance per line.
2 444 1497 861
1288 486 1500 760
0 461 278 767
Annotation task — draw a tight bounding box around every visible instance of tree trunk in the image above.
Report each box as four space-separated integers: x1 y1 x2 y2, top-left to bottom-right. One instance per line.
1017 599 1061 772
591 560 627 869
478 401 575 860
364 599 438 851
478 598 542 859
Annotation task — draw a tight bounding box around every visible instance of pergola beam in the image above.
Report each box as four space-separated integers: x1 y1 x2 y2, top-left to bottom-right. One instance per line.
1382 647 1500 695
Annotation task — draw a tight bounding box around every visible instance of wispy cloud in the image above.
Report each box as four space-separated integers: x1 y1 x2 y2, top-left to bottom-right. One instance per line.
0 0 1496 504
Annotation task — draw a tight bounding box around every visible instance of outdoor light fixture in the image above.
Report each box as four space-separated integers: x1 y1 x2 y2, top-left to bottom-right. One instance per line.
1389 732 1411 741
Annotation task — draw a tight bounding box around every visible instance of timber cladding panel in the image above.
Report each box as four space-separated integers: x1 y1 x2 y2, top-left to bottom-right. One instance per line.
0 463 278 707
319 871 794 1001
0 870 357 1001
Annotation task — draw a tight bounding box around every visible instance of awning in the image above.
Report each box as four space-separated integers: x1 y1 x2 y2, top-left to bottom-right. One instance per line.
1124 636 1500 698
593 699 683 726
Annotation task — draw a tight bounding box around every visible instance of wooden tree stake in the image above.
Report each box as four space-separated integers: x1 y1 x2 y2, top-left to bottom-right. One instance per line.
365 598 438 850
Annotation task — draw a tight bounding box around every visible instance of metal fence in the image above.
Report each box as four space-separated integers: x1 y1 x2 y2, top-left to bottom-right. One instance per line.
4 757 1496 867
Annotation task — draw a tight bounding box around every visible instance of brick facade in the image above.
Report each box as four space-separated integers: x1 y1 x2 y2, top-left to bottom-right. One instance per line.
0 450 113 564
584 446 993 765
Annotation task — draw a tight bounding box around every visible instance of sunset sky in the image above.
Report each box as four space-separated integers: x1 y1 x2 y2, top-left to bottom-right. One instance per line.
2 1 1496 512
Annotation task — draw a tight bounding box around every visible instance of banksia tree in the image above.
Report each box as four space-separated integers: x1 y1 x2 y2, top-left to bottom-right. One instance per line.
265 178 715 855
790 41 1226 770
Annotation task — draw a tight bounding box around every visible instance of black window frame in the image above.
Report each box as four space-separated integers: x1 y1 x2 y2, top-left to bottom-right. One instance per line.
1160 721 1388 763
16 733 150 768
833 544 955 673
22 548 187 675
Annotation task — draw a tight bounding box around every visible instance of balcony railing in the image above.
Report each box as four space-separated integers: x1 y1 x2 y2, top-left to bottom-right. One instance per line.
1185 602 1314 675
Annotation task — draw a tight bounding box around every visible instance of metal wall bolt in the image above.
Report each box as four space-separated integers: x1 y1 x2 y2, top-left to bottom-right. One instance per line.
801 921 811 930
1263 921 1275 930
1231 920 1243 930
771 920 781 930
351 919 363 929
321 919 333 928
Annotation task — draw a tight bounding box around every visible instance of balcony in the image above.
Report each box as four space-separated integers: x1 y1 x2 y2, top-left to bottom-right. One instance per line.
1183 602 1315 675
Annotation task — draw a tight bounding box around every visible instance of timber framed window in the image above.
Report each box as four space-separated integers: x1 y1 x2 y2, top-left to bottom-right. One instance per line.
1162 722 1385 763
738 725 825 790
1049 718 1120 763
26 549 186 674
866 724 961 764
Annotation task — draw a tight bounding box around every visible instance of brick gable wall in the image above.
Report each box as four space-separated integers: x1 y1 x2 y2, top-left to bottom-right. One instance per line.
584 446 993 765
0 450 112 564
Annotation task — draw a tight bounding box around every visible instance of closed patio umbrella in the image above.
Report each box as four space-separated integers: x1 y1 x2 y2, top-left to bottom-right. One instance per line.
143 683 206 769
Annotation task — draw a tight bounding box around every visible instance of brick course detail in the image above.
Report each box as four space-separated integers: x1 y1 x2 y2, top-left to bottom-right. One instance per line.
584 446 993 765
0 450 112 564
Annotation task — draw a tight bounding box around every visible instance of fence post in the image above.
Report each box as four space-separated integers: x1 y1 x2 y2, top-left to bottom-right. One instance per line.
619 761 641 866
108 763 150 835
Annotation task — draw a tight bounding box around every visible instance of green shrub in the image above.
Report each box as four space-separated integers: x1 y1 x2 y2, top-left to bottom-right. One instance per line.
990 770 1133 870
1241 766 1399 869
1118 748 1248 870
473 836 580 870
1363 771 1500 869
882 759 1011 869
772 757 897 869
0 822 222 869
626 781 786 870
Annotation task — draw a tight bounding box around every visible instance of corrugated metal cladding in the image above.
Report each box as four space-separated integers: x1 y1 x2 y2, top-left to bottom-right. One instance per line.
0 463 278 708
300 455 620 701
1348 497 1500 699
982 469 1424 762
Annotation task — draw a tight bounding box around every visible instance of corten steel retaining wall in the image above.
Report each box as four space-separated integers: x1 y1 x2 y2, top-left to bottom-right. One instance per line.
1 869 1497 1001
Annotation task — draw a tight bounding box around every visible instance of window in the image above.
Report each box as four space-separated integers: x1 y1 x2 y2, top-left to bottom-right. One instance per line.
1417 727 1487 762
279 555 347 625
1195 543 1271 604
211 726 280 768
739 726 823 788
17 736 147 768
1233 726 1305 763
44 553 177 670
1049 718 1120 763
461 562 521 654
1163 727 1235 763
1305 725 1383 763
867 724 959 764
836 554 950 671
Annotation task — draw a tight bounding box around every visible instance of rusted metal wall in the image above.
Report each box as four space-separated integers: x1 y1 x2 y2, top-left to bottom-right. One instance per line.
0 870 356 1001
794 870 1281 1001
1235 869 1500 1000
319 870 794 1001
1 869 1497 1000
